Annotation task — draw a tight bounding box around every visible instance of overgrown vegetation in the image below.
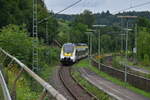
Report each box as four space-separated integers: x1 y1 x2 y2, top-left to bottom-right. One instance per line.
111 56 150 78
4 60 58 100
0 0 59 98
0 0 58 44
0 24 32 66
137 27 150 66
71 67 111 100
0 24 60 99
0 86 4 100
112 56 124 70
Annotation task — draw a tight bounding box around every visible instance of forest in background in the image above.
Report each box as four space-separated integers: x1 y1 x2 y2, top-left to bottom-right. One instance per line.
56 11 150 26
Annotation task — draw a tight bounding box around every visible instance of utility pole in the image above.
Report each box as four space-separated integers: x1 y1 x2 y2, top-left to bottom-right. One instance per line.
117 16 137 82
121 18 124 53
125 20 129 82
93 25 106 70
46 21 49 45
32 0 39 72
85 31 92 67
98 29 100 69
134 24 138 62
45 21 50 64
90 33 92 59
88 33 90 66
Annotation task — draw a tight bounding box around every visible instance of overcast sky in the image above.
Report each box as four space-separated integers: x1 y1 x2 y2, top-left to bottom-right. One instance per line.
44 0 150 14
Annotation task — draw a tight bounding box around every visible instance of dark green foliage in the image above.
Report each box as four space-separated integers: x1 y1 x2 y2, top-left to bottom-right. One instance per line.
0 0 59 44
0 0 32 30
101 35 112 52
57 18 88 44
0 24 33 65
56 11 150 26
143 54 149 66
38 46 59 69
75 10 95 28
38 16 59 44
0 24 60 69
112 56 124 70
69 23 88 43
137 27 150 65
55 14 76 21
137 17 150 28
58 10 95 44
91 26 124 53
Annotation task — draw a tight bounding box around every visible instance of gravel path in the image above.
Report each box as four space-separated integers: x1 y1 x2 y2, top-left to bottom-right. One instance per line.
126 65 150 74
105 56 150 75
79 68 150 100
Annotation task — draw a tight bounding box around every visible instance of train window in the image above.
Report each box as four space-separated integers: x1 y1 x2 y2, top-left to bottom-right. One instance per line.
63 44 74 53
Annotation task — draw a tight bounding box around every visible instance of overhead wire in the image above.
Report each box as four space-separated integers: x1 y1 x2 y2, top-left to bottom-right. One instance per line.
113 1 150 14
80 0 86 13
55 0 82 14
38 0 82 24
68 0 85 14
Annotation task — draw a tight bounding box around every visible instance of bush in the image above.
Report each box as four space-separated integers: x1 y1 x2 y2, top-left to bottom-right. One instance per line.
143 54 150 66
0 24 33 65
112 56 124 70
38 46 60 67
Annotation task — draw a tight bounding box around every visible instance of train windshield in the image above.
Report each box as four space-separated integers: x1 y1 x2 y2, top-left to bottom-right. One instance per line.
63 44 74 53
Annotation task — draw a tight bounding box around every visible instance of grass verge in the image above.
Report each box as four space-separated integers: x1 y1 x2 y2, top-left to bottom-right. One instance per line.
5 62 57 100
71 68 112 100
113 56 150 78
75 59 150 99
0 85 4 100
115 56 150 72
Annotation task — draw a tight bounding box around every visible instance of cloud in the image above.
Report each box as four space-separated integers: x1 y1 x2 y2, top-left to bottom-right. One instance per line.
44 0 150 14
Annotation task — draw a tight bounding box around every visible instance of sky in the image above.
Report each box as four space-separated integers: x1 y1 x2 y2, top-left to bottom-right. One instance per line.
44 0 150 14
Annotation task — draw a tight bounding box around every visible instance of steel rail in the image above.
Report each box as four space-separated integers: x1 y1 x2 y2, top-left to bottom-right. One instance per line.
59 66 97 100
0 48 67 100
0 70 12 100
59 67 77 99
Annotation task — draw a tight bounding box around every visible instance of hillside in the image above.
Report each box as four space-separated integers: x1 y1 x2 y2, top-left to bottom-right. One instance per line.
55 11 150 26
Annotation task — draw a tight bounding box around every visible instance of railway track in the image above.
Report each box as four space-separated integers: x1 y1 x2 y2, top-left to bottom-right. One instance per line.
59 66 97 100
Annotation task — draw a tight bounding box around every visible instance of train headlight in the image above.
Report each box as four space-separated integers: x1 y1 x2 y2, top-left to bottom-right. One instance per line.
64 53 72 57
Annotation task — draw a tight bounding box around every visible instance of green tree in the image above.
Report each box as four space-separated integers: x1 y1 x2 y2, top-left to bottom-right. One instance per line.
137 17 150 28
0 24 33 65
75 10 95 28
0 0 32 29
69 23 88 43
137 28 150 65
101 34 112 53
0 0 59 45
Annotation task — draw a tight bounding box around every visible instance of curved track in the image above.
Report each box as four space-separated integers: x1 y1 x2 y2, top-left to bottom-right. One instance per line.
59 66 97 100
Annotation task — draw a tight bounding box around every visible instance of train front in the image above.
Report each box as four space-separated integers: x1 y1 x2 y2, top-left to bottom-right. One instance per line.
60 43 76 65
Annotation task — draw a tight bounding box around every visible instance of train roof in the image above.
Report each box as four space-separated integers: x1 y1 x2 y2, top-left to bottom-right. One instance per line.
63 43 75 46
75 43 88 46
63 43 88 46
